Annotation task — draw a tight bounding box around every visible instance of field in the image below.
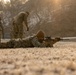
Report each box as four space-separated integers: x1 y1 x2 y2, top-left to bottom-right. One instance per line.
0 41 76 75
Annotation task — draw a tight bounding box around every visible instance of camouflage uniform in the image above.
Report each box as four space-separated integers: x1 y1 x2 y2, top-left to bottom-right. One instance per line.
12 12 29 39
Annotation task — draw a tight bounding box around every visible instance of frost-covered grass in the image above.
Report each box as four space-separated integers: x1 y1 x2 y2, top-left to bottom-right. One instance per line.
0 41 76 75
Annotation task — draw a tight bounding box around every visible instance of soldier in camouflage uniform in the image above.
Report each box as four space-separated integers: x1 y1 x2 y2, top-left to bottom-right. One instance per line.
11 12 29 39
0 17 4 43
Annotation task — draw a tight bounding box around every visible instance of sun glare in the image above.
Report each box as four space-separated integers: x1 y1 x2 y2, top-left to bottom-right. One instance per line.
54 0 61 4
55 0 59 3
3 0 10 3
53 0 61 7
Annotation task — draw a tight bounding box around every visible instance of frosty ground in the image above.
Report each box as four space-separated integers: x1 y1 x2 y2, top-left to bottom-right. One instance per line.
0 41 76 75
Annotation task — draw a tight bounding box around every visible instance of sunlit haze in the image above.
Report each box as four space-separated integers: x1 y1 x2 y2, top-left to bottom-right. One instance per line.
3 0 10 3
55 0 60 3
54 0 61 5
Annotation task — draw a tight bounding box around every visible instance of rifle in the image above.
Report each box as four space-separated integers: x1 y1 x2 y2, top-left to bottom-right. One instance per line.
43 36 56 47
43 37 70 47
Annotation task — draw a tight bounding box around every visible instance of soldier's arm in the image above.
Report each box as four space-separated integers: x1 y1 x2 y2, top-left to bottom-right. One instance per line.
31 37 41 47
24 17 29 31
31 36 47 47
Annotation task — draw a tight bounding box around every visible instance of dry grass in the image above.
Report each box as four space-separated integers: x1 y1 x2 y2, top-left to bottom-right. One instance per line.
0 41 76 75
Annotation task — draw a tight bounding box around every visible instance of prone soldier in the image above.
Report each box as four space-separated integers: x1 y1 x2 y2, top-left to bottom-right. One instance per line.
0 30 62 48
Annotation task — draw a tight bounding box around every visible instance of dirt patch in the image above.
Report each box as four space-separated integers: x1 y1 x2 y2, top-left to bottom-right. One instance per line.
0 42 76 75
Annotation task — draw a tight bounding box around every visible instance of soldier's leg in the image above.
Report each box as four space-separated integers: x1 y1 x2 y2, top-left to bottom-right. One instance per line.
13 24 19 39
18 25 23 39
14 25 18 39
